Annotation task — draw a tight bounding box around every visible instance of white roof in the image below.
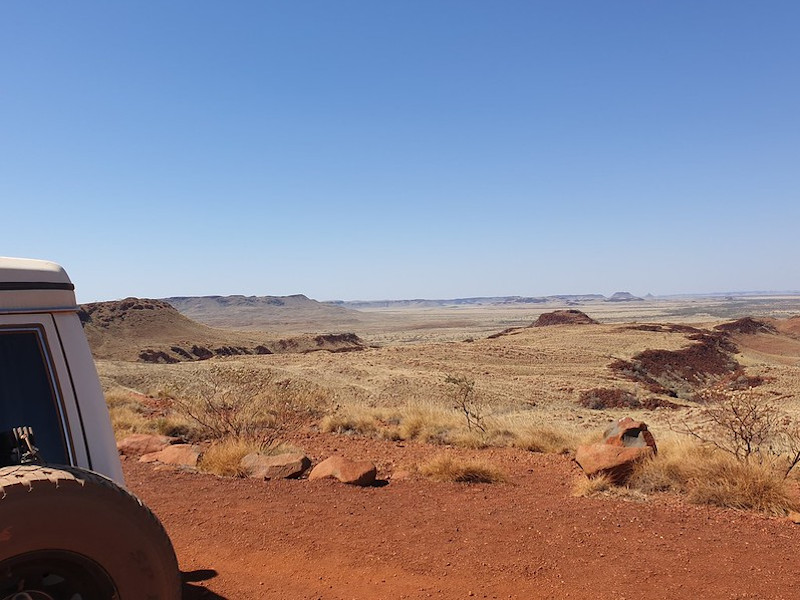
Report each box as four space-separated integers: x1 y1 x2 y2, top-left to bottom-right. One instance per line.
0 257 73 285
0 257 77 312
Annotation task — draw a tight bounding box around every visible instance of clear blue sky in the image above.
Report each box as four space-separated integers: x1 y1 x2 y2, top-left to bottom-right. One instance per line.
2 2 798 302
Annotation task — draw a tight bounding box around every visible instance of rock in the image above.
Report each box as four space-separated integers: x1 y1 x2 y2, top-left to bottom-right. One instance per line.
117 434 177 456
391 469 413 481
240 453 311 480
575 444 654 485
788 511 800 525
308 456 377 486
603 417 657 453
140 443 202 468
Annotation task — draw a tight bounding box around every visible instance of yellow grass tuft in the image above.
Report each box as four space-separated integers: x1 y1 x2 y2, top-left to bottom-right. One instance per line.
319 411 379 436
572 473 613 497
419 454 506 484
198 437 265 477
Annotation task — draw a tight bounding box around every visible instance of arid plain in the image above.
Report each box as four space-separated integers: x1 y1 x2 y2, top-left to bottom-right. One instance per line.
88 293 800 599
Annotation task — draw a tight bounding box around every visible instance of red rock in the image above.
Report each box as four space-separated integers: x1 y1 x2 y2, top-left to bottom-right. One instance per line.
391 469 413 481
117 433 177 456
308 456 377 486
140 443 201 468
575 444 654 485
603 417 657 453
240 453 311 480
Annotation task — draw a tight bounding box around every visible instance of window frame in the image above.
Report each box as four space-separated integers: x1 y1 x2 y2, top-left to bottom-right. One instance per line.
0 316 87 466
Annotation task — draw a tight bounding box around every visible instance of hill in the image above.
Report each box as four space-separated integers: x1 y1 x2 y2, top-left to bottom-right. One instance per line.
80 298 364 363
165 294 363 331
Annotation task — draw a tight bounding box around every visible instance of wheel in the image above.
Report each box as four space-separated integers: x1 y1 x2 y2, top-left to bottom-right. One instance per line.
0 465 180 600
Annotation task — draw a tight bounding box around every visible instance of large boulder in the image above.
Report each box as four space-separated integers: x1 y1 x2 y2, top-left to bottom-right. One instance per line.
575 444 654 485
575 418 657 485
240 453 311 480
117 434 177 456
602 417 657 452
308 456 377 486
140 443 202 468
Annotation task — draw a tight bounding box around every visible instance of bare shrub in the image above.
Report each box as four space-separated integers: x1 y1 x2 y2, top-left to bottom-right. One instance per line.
676 387 800 477
166 365 328 443
445 374 486 433
419 454 505 484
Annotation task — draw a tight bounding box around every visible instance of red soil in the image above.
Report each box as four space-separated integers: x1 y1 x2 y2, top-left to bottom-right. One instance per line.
124 434 800 600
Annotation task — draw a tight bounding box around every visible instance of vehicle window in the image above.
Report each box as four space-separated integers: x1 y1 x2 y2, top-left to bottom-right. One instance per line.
0 328 69 465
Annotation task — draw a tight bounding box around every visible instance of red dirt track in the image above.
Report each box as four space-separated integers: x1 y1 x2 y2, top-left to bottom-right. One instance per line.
124 440 800 600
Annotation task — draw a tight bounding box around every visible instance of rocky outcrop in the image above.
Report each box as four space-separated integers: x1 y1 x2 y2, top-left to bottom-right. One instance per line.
140 443 202 468
715 317 778 335
610 331 740 398
117 434 177 456
308 456 377 486
575 418 656 484
240 453 311 480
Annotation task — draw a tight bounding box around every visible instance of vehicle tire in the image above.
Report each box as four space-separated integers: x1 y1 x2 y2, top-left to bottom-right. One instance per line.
0 464 180 600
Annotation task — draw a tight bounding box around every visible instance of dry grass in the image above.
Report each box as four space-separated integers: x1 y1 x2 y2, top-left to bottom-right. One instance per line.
198 437 265 477
628 439 800 515
572 473 649 501
319 411 380 436
106 389 204 440
511 425 578 454
572 473 614 497
419 454 506 484
320 402 588 458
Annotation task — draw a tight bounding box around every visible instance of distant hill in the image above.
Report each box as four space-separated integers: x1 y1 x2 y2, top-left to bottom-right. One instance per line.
165 294 363 331
80 298 365 363
327 294 605 310
606 292 644 302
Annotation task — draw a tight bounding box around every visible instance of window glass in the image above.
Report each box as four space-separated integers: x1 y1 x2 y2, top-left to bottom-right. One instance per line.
0 329 69 465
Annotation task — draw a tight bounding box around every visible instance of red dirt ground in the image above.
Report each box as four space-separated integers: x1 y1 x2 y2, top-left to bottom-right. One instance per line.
124 434 800 600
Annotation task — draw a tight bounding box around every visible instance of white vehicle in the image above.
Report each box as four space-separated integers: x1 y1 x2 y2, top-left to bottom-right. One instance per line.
0 258 180 599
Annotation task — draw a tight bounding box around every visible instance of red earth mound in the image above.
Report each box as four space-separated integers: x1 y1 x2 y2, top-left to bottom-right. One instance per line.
715 317 778 335
534 310 598 327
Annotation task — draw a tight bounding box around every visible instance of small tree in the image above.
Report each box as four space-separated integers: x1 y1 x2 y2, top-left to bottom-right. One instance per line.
445 374 486 433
